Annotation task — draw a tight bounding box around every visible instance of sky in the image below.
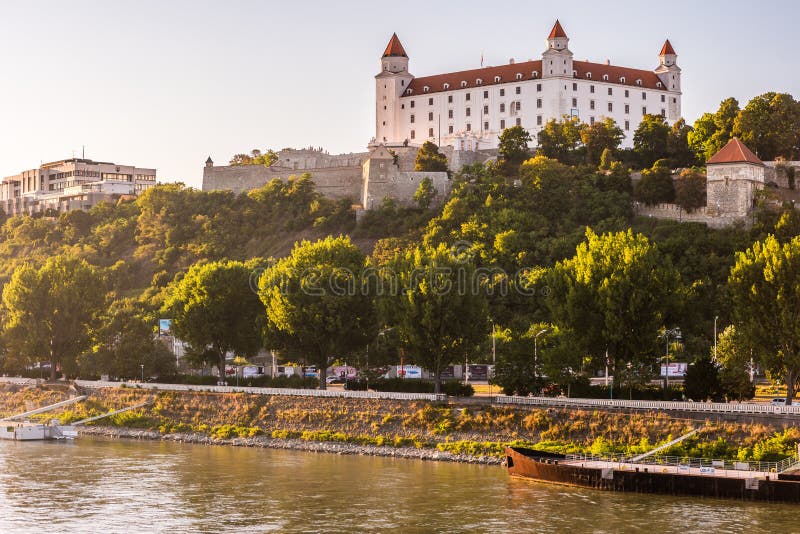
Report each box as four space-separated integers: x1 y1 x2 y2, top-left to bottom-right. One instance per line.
0 0 798 189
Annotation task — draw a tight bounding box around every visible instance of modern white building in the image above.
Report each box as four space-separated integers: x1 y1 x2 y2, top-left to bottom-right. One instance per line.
0 158 156 216
375 20 682 150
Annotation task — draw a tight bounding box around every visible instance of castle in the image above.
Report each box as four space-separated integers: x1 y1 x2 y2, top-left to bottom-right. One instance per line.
374 20 681 149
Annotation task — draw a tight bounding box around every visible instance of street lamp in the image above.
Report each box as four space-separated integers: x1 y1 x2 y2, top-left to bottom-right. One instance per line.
713 315 719 362
140 364 144 383
534 328 549 393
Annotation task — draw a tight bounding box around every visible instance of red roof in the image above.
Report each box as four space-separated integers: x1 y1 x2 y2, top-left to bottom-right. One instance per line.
548 20 567 39
383 33 407 58
659 39 676 56
707 138 763 165
405 58 668 96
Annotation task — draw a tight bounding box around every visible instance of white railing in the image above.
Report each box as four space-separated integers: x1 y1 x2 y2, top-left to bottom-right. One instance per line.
563 451 797 474
72 380 447 402
495 395 800 415
0 377 42 386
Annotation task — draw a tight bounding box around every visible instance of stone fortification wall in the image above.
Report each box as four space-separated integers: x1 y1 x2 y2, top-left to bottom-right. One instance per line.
635 203 748 229
764 161 800 189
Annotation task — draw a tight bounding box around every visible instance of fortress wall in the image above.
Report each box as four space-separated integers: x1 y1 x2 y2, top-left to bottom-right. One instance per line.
202 164 363 200
635 203 747 229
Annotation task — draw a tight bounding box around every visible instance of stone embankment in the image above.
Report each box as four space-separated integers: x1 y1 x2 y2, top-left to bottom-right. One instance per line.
78 426 503 465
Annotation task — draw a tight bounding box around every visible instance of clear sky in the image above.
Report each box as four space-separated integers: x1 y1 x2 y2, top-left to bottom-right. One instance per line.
0 0 798 188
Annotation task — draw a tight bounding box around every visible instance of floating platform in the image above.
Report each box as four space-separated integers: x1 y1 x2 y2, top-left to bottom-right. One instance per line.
506 447 800 503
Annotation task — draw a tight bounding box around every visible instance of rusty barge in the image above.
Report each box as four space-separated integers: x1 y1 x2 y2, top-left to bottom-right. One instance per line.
506 447 800 503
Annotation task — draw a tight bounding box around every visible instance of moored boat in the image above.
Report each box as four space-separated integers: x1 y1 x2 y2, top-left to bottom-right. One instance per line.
505 446 800 503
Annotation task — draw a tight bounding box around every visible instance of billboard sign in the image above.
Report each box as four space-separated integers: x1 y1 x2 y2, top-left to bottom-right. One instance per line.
397 365 422 379
660 362 688 377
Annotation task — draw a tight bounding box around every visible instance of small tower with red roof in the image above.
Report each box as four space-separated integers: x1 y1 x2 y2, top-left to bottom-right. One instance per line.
655 39 681 92
542 20 573 78
706 138 765 218
376 33 414 145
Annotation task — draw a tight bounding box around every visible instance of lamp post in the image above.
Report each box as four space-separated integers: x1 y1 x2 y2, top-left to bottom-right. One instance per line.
140 364 144 383
713 315 719 362
660 327 682 393
534 328 549 393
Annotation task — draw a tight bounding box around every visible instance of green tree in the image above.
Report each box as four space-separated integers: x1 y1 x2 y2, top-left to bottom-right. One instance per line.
258 236 376 389
413 177 437 209
688 97 740 162
536 117 583 165
498 125 532 166
84 299 176 380
547 229 680 377
733 92 800 160
634 160 675 205
414 141 448 172
2 256 104 380
714 325 756 401
667 118 696 167
729 235 800 404
633 114 671 167
581 118 624 166
674 168 707 213
230 149 278 166
382 244 488 393
683 357 720 401
162 260 264 383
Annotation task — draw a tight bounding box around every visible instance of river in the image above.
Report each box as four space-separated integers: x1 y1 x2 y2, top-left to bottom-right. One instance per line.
0 438 796 533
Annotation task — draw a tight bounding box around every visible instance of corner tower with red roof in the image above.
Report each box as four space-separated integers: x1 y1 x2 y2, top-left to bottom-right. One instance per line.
374 20 683 150
706 138 765 219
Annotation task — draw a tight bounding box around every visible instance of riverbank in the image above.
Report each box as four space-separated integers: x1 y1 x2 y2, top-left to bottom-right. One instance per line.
77 425 504 465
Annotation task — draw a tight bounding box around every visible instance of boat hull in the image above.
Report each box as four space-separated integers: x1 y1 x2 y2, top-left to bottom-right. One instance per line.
505 447 800 503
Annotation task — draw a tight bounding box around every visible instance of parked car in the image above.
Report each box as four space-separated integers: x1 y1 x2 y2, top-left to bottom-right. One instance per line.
770 398 787 406
326 375 344 384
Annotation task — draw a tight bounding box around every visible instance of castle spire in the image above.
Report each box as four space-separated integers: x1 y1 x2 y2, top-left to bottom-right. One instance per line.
548 19 568 39
382 33 408 58
659 39 676 56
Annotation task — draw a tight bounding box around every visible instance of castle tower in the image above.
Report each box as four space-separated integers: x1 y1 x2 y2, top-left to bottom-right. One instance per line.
542 20 573 77
655 39 681 91
706 138 765 219
376 34 414 145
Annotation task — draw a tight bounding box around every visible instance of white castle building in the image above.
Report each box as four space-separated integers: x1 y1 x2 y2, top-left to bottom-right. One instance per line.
375 20 682 150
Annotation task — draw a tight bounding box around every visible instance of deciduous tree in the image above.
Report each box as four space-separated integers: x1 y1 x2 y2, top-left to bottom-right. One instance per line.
414 141 448 172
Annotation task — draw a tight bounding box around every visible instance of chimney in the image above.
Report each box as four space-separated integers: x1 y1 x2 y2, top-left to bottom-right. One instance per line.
606 59 611 65
509 58 515 64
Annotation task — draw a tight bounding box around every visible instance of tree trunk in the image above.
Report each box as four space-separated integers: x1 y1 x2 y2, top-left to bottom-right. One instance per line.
218 352 226 386
49 345 56 382
434 370 441 394
786 369 796 406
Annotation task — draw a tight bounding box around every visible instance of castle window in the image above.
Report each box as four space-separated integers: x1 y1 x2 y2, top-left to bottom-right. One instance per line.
573 82 577 91
483 105 489 114
401 104 404 109
500 103 505 113
656 82 662 88
466 123 471 131
673 97 677 103
484 121 489 130
608 102 613 112
590 116 595 125
466 107 471 117
624 120 629 131
424 86 430 93
410 114 415 123
573 70 577 77
466 93 471 101
590 100 595 110
608 87 613 96
516 73 523 80
428 128 434 137
444 83 450 90
642 91 646 100
586 72 592 79
516 86 521 95
476 78 483 85
500 88 505 97
401 80 405 86
590 85 595 94
448 125 454 134
500 119 506 129
661 109 666 117
461 81 468 88
428 112 434 121
494 76 501 83
537 115 542 126
382 121 386 126
532 71 539 78
620 77 626 84
602 74 609 81
448 95 453 103
410 130 415 139
642 106 647 115
515 118 521 126
448 109 453 118
625 104 629 114
429 97 433 105
661 94 666 103
516 101 521 111
572 97 577 107
624 89 629 98
636 80 642 86
536 98 542 109
483 90 489 99
410 101 415 108
537 83 542 92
